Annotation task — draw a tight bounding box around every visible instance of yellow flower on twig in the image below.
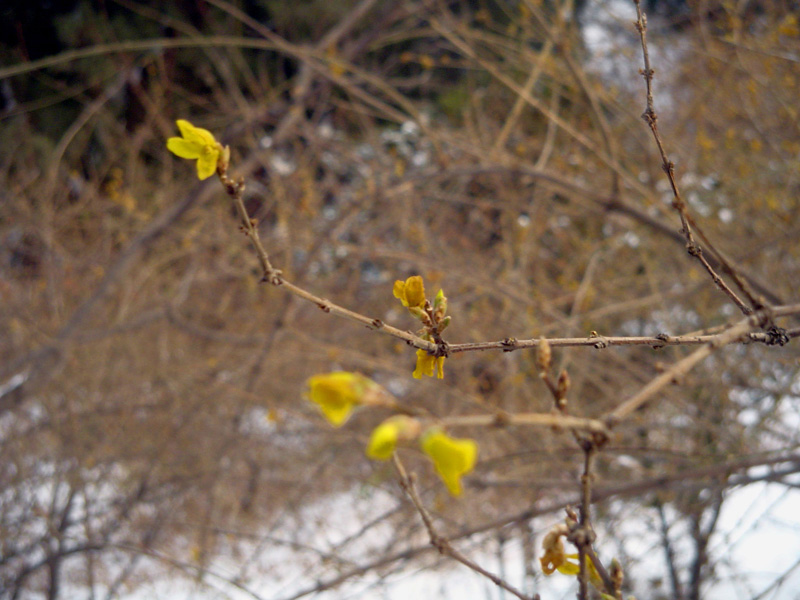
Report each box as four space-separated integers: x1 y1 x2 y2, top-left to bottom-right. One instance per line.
413 349 444 379
167 119 227 180
420 428 477 496
393 275 426 309
392 275 451 379
541 524 603 589
306 372 374 427
540 524 570 575
366 416 421 460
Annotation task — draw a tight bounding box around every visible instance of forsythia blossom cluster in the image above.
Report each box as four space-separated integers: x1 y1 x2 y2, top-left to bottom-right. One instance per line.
167 119 229 180
366 419 477 496
393 275 450 379
166 122 615 586
166 126 476 497
305 278 473 495
307 372 477 496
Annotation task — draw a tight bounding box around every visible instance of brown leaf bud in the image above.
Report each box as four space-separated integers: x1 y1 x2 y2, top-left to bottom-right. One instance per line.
537 337 551 373
556 369 570 400
611 557 624 589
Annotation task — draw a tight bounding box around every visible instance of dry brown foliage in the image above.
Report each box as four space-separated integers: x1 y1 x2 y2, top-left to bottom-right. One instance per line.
1 1 799 598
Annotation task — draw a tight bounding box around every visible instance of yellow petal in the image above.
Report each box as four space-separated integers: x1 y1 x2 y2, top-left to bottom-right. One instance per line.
176 119 217 147
367 416 421 460
413 349 432 379
420 429 477 496
307 372 371 427
555 554 603 588
366 421 400 460
196 149 219 180
393 275 426 308
541 525 572 576
557 561 580 575
540 551 560 574
393 280 408 306
167 137 202 159
402 275 426 308
413 350 445 379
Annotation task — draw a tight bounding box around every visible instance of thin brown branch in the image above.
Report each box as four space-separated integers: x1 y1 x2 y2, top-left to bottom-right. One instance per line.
631 0 760 317
391 455 537 600
430 18 651 200
440 412 609 437
604 303 800 426
569 444 617 599
450 330 754 353
218 170 438 354
0 37 288 80
576 449 592 600
605 316 753 425
218 123 800 365
656 500 685 600
109 543 268 600
524 0 619 191
412 163 784 307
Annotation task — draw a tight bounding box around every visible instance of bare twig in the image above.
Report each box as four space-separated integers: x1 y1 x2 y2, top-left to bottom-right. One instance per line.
449 329 768 353
632 0 763 318
603 306 797 425
391 455 537 600
440 413 609 438
656 500 685 599
217 169 439 354
216 130 800 367
569 444 617 599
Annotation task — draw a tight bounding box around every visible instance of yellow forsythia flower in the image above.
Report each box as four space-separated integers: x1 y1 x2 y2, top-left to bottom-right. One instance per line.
167 119 223 180
393 275 426 309
540 525 570 575
307 372 373 427
413 349 444 379
562 554 603 589
420 429 477 496
541 525 603 589
366 415 421 461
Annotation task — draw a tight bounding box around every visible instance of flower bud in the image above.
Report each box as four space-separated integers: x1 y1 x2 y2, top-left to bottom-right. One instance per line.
537 337 551 373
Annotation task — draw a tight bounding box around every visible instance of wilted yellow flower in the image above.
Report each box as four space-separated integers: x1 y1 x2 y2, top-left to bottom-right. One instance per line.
167 119 224 180
420 429 477 496
393 275 426 309
366 415 421 461
540 525 570 575
307 372 373 427
563 554 603 588
541 524 603 589
413 349 445 379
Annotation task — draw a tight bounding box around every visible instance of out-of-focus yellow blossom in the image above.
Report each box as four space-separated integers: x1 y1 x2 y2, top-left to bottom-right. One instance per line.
420 429 477 496
393 275 426 309
413 349 444 379
540 524 570 575
167 119 225 180
541 525 603 589
306 372 373 427
562 554 603 589
366 415 421 460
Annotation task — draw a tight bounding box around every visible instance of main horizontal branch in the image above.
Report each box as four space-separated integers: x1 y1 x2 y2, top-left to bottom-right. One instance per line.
441 412 609 437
